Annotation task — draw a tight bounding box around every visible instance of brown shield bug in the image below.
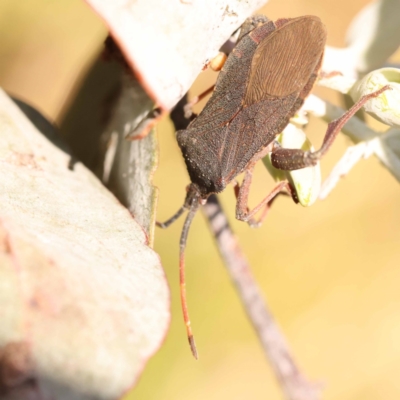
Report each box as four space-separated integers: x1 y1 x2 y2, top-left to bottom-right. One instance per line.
158 15 390 359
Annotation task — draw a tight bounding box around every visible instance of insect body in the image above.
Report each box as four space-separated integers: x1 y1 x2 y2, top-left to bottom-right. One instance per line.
159 15 389 358
178 16 325 197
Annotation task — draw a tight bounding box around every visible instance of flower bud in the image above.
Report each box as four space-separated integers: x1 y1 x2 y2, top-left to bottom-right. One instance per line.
350 68 400 127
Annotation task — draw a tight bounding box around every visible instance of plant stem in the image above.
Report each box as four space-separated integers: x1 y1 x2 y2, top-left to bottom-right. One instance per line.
202 195 321 400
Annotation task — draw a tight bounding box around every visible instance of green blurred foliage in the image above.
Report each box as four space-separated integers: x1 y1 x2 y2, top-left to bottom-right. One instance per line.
2 1 400 399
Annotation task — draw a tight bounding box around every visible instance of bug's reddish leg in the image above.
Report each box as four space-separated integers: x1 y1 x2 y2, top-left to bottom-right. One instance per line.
271 85 391 171
251 189 291 228
235 167 294 228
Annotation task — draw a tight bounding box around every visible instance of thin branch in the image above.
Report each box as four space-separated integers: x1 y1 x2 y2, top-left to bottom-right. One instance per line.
202 195 321 400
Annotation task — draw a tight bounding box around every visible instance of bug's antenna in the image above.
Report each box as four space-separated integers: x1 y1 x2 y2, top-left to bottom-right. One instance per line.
156 206 186 229
179 194 200 359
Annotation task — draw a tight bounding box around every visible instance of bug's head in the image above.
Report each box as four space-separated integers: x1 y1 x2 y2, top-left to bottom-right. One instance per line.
184 183 207 209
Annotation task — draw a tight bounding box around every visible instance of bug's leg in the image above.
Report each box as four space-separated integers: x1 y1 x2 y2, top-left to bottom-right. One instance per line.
271 85 391 171
318 70 342 80
235 166 294 228
126 107 162 140
236 181 292 228
183 85 215 119
252 190 291 228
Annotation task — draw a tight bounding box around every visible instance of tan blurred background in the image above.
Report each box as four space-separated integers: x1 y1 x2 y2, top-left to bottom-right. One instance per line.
1 1 400 399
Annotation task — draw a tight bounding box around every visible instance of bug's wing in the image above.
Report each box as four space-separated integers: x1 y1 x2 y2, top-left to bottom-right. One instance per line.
177 21 279 194
220 16 326 181
220 93 302 182
244 16 327 105
184 21 274 135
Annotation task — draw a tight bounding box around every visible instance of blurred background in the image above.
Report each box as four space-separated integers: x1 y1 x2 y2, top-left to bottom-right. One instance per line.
1 1 400 399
